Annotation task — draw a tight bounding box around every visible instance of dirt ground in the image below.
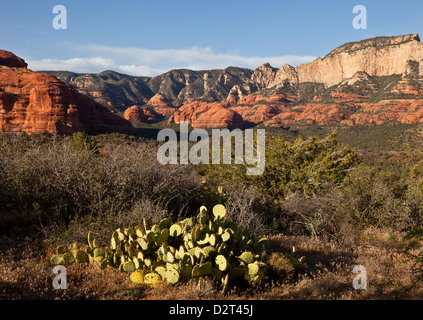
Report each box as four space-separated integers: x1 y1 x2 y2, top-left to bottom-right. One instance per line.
1 228 422 300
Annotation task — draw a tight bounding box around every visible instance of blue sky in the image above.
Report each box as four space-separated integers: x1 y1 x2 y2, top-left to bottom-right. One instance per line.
1 0 423 76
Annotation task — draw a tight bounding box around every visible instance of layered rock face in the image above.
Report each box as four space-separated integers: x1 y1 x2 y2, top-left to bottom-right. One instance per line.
0 50 134 134
272 34 423 87
0 50 27 68
123 105 162 123
168 102 243 130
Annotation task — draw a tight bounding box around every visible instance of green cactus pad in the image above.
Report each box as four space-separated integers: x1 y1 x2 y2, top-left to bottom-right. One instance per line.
180 253 194 267
246 263 261 282
165 268 180 285
212 204 226 219
224 221 238 232
180 266 193 280
197 233 210 245
50 255 63 265
133 258 140 270
199 206 208 214
122 261 136 272
229 266 246 280
212 266 223 279
110 237 117 250
208 234 217 246
197 211 208 225
144 258 152 267
170 223 183 237
239 252 254 264
151 224 160 234
155 266 167 279
215 255 227 271
181 217 193 228
116 229 125 241
222 273 229 293
130 270 144 285
135 226 144 237
100 259 108 270
166 251 175 263
221 230 231 242
93 248 105 258
198 262 212 276
192 264 200 277
87 231 94 248
137 237 149 251
74 249 89 263
56 246 66 255
194 247 205 260
63 252 75 264
146 231 156 243
203 246 216 259
155 228 169 246
159 218 172 230
144 273 162 287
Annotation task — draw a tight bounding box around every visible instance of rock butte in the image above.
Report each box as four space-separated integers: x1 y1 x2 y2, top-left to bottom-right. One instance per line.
0 50 134 134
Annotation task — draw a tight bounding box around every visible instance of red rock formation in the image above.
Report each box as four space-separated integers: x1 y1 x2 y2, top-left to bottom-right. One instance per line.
0 51 134 134
123 105 147 123
124 105 162 123
147 93 173 108
0 50 27 68
168 102 243 129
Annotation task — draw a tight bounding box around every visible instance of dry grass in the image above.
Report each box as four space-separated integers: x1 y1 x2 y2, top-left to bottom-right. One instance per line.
1 228 423 300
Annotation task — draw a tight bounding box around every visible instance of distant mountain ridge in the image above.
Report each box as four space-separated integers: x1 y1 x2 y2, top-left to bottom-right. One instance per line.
44 67 255 112
28 33 423 129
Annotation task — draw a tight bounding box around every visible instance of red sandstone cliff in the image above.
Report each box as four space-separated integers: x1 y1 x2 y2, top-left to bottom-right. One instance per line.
0 50 134 134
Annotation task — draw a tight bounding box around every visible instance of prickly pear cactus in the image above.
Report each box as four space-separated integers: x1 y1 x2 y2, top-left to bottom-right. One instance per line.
49 204 270 293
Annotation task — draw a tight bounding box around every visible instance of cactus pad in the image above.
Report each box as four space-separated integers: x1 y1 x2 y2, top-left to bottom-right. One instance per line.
63 252 75 264
130 270 144 285
50 255 63 265
170 223 183 237
215 255 227 271
74 249 89 263
144 273 162 287
122 261 136 272
212 204 226 219
239 252 254 264
165 268 180 285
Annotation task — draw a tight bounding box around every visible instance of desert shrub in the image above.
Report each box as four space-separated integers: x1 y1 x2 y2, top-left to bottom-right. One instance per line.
343 165 406 229
206 131 360 201
0 134 204 235
69 131 98 154
255 131 360 199
402 228 423 286
280 187 356 242
223 185 270 237
203 131 361 236
274 163 411 241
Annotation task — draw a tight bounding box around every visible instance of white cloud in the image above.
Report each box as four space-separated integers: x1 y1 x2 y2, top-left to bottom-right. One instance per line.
27 44 316 76
27 57 117 73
